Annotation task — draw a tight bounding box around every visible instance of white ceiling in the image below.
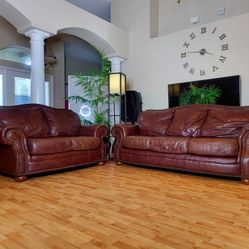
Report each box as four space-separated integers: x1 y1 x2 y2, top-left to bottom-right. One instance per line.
65 0 111 21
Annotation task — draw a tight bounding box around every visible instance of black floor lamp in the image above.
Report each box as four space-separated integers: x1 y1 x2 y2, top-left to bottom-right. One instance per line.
108 72 126 159
108 72 126 126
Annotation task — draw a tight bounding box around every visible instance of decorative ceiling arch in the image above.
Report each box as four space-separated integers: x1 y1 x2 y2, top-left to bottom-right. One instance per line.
58 27 116 57
0 0 31 34
0 0 129 59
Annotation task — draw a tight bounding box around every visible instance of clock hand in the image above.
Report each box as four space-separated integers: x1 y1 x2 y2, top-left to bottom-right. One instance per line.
200 48 214 55
186 48 214 55
204 51 214 55
186 50 202 54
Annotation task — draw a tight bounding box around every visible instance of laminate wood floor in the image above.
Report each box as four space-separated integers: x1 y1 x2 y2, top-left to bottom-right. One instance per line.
0 162 249 249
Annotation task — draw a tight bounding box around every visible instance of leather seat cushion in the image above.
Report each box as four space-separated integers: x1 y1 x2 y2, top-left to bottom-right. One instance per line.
149 137 189 153
122 136 238 157
122 136 189 153
188 137 238 157
122 136 150 150
28 136 101 155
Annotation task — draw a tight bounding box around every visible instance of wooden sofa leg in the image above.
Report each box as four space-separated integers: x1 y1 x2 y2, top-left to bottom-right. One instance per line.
14 176 28 182
241 178 249 185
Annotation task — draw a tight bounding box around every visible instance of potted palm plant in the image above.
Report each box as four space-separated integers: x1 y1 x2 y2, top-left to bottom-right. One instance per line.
67 48 111 126
179 83 222 105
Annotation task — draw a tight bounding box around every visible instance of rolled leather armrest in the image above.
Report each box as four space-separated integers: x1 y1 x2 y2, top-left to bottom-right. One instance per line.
79 125 108 138
237 124 249 161
239 126 249 178
0 125 30 176
0 125 25 145
111 124 139 138
111 124 139 161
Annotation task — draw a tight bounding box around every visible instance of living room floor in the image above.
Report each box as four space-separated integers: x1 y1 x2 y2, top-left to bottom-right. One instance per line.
0 162 249 249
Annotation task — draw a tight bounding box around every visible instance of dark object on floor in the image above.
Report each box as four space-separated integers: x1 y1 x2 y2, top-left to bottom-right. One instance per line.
121 90 142 123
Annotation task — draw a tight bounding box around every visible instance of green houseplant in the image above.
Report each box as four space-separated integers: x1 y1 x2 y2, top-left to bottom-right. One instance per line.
179 83 222 105
68 48 112 126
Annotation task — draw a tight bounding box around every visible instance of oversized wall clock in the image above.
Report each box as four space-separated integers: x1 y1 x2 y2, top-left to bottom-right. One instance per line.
180 26 229 76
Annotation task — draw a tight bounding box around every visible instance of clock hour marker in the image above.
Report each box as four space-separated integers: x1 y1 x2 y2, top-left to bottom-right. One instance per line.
201 27 207 34
212 27 217 34
189 32 196 40
222 44 229 51
189 68 195 74
219 33 226 40
213 66 219 72
200 70 206 76
219 55 226 63
181 52 186 58
183 62 189 69
183 42 190 48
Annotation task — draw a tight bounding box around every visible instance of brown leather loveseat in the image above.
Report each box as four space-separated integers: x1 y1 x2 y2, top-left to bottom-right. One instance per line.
112 104 249 184
0 104 108 181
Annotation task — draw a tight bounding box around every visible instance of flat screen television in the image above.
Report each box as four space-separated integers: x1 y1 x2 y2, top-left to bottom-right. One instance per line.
168 75 240 107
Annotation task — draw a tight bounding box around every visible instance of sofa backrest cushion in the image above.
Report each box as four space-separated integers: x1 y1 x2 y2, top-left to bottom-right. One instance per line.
167 108 207 137
137 109 174 136
43 107 80 136
201 109 249 137
0 107 49 137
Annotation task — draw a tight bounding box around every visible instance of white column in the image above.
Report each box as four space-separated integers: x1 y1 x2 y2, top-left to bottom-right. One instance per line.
109 56 125 72
25 29 50 104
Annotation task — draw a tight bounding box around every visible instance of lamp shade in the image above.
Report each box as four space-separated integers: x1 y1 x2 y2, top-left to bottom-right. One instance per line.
109 73 126 95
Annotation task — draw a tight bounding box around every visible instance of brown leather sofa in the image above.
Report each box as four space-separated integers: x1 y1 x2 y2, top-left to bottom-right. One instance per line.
0 104 108 181
112 104 249 184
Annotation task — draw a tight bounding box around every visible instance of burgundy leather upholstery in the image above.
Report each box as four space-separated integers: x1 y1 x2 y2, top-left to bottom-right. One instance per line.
0 107 49 137
0 104 108 180
112 104 249 183
137 109 174 136
43 107 81 136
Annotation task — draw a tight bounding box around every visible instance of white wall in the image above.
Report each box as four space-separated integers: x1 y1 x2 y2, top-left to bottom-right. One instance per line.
111 0 249 110
159 0 249 35
0 16 29 49
66 0 111 21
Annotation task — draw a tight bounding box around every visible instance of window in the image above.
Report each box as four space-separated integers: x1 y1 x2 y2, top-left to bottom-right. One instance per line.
0 66 54 106
14 77 31 105
0 46 31 66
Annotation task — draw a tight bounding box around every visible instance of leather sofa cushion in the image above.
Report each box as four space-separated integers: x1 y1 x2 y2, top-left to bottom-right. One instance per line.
43 108 80 136
122 136 189 153
201 109 249 137
150 137 189 153
0 107 49 137
28 136 100 155
188 137 238 157
137 109 174 136
122 136 150 150
122 136 238 157
167 109 207 137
